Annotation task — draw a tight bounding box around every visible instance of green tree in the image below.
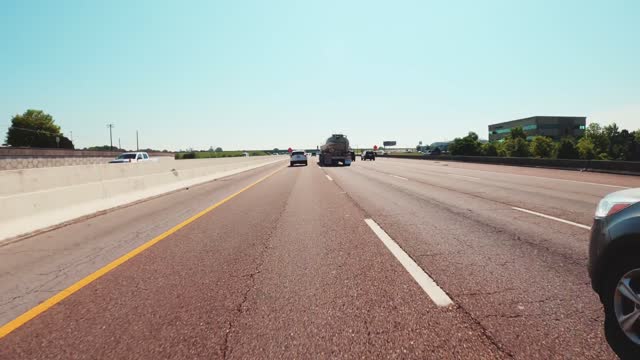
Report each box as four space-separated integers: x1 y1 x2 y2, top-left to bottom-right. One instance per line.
604 122 620 138
633 131 640 161
495 141 508 157
215 147 223 152
6 110 74 149
615 129 636 160
449 132 482 156
577 137 596 160
584 123 609 155
504 137 530 157
509 126 527 140
529 136 554 158
481 142 498 157
603 123 621 158
555 137 579 159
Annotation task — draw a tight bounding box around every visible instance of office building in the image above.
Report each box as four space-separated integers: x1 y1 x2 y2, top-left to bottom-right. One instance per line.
488 116 586 142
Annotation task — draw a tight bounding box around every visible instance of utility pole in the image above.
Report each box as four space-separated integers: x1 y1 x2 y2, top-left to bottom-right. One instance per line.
136 130 139 151
118 138 121 150
107 124 115 151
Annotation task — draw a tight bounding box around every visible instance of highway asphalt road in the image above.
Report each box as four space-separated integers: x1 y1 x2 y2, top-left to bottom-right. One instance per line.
2 157 639 359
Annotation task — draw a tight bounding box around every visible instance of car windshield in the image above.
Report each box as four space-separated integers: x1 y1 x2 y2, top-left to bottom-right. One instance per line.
116 154 137 159
3 2 640 359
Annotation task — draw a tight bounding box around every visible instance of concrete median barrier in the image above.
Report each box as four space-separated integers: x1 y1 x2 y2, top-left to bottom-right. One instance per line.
0 156 287 242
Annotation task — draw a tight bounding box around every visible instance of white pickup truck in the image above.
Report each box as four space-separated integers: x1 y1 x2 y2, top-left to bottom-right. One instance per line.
109 152 151 163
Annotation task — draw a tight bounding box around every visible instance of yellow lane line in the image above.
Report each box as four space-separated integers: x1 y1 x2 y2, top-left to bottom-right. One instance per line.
0 166 284 339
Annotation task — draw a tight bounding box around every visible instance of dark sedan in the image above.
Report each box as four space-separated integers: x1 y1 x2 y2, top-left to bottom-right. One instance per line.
589 189 640 359
361 151 376 161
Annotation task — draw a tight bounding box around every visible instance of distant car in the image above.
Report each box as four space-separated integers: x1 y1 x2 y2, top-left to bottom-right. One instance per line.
589 189 640 358
290 150 308 167
361 151 376 161
109 152 151 163
311 152 317 157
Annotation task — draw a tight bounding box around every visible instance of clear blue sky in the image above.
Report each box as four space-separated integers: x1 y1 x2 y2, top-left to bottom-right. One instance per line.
1 0 638 150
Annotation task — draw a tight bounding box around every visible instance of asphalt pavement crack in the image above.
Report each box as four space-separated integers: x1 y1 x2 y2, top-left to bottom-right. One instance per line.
448 300 516 359
221 180 293 360
221 243 272 359
333 168 516 359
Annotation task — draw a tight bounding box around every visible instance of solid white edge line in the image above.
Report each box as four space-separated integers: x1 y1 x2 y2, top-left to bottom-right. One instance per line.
512 207 591 230
325 174 333 181
388 158 629 189
521 175 629 189
389 174 409 181
364 219 453 307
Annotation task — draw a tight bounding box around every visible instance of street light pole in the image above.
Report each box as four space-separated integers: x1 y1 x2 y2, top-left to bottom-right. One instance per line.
107 124 115 151
136 130 139 151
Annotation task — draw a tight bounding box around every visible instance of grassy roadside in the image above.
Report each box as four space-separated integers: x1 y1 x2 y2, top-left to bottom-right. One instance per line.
175 151 271 159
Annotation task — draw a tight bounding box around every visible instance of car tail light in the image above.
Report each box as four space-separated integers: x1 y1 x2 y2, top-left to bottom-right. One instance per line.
607 203 633 216
595 200 634 218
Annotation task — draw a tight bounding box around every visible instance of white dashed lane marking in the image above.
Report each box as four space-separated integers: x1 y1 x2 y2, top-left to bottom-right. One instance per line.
364 219 453 307
512 207 591 230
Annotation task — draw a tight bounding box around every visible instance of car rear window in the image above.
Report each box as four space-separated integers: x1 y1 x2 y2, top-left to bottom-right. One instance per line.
117 154 137 159
291 151 304 156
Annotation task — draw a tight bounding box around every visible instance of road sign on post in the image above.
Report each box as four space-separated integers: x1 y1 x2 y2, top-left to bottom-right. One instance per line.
383 141 396 147
288 147 293 153
373 145 378 151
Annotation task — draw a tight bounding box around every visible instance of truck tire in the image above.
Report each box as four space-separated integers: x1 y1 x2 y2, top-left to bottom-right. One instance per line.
304 161 308 166
290 162 294 167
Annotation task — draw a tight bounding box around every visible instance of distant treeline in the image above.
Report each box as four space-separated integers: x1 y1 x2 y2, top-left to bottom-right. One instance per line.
83 145 170 153
447 123 640 161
